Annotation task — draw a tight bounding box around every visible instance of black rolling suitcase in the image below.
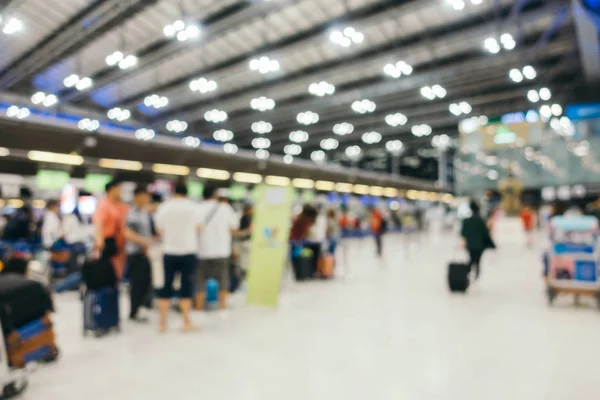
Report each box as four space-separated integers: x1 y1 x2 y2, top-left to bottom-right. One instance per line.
447 263 470 293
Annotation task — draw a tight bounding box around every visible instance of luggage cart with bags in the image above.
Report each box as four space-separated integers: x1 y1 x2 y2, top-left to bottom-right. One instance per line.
546 216 600 307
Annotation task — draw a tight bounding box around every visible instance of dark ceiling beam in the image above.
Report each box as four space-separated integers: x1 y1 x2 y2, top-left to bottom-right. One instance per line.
0 0 160 89
152 0 557 123
64 0 303 103
116 0 424 109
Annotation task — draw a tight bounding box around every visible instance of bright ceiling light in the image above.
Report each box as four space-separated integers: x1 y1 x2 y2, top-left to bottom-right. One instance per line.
77 118 100 132
551 104 563 116
164 20 200 41
315 180 335 191
528 88 551 103
539 87 552 101
28 151 83 166
362 131 382 144
385 113 408 127
182 136 200 148
311 150 326 163
421 85 446 100
2 17 23 35
135 128 155 141
345 145 362 159
351 99 376 114
527 89 540 103
384 187 399 197
539 105 552 119
143 94 169 109
309 81 335 97
213 129 234 142
98 158 143 171
63 74 93 91
107 107 131 122
485 33 515 53
383 60 413 78
252 137 271 149
329 26 364 47
333 122 354 135
386 140 404 154
0 147 9 157
197 168 230 181
118 55 138 70
250 96 276 112
289 130 309 143
297 111 319 125
509 68 523 83
6 106 30 120
292 178 315 189
167 119 188 133
320 138 339 150
152 164 190 176
449 101 472 116
31 92 58 107
223 143 238 154
283 155 294 164
251 121 273 134
256 149 270 160
106 51 123 66
335 183 354 193
204 109 228 123
190 77 217 93
522 65 537 80
284 144 302 155
432 134 451 150
249 56 280 74
265 175 290 187
510 66 536 82
233 172 263 184
411 124 432 137
353 184 369 195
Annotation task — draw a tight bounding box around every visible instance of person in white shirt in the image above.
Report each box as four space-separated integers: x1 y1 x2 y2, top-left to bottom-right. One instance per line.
62 205 92 273
154 184 202 333
41 200 62 250
195 185 239 310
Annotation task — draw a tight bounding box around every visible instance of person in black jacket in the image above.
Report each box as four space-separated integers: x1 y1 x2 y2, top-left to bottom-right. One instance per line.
460 200 495 279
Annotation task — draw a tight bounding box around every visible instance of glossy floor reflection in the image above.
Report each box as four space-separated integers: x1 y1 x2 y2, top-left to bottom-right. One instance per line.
23 218 600 399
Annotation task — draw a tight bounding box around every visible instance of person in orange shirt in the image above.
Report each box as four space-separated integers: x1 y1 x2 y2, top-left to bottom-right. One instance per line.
369 207 385 257
520 205 536 247
93 180 128 280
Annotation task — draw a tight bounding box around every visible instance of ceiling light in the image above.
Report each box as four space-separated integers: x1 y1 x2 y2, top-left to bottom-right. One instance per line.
333 122 354 135
509 68 523 83
345 145 362 159
0 147 9 157
527 90 539 103
448 0 465 10
265 176 290 187
77 118 100 132
297 111 319 125
251 121 273 134
182 136 200 148
320 138 339 150
283 155 293 164
335 183 353 193
309 81 335 97
28 151 83 166
99 158 143 171
118 55 138 70
6 106 30 120
197 168 230 181
539 105 552 119
143 94 169 109
63 74 93 90
107 107 131 122
292 179 315 189
351 99 376 114
449 101 472 116
510 66 536 82
152 164 190 176
421 85 446 100
249 56 280 74
167 119 188 133
256 149 270 160
385 113 408 127
329 26 364 47
250 96 276 112
311 150 326 163
284 144 302 155
432 134 451 149
252 137 271 149
411 124 432 137
551 104 563 116
315 180 335 191
353 184 369 195
383 61 413 78
289 130 309 143
223 143 238 154
362 131 382 144
386 140 404 154
106 51 123 66
213 129 234 142
370 186 384 196
522 65 537 80
204 109 228 123
135 128 155 141
31 92 58 107
528 88 551 103
233 172 263 184
539 87 552 101
2 17 23 35
190 77 217 93
485 33 515 53
164 20 200 41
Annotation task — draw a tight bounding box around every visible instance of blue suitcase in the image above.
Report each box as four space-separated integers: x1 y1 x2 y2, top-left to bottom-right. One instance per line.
83 287 120 337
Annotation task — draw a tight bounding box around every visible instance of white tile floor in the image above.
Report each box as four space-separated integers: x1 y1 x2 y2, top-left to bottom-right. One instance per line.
21 218 600 400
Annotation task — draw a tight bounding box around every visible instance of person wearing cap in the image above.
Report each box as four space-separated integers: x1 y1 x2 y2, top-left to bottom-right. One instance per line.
93 180 128 279
124 185 155 323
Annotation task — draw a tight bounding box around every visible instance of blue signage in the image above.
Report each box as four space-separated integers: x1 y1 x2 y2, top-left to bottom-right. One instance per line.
565 103 600 121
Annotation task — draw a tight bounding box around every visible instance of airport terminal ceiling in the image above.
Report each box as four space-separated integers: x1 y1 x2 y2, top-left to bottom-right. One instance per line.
0 0 582 184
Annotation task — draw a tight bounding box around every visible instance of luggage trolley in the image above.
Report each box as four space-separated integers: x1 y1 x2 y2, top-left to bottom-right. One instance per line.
546 216 600 307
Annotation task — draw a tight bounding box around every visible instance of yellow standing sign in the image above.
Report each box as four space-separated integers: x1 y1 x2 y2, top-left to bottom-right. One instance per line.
246 184 294 307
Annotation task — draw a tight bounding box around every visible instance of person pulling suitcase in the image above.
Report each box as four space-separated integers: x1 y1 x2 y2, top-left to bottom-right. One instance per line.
124 186 155 323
